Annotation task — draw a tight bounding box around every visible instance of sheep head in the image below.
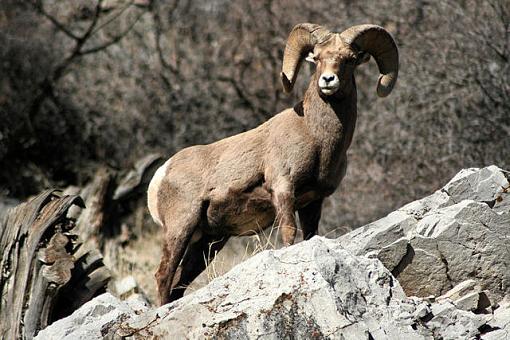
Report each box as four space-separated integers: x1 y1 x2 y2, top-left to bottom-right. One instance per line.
281 23 399 98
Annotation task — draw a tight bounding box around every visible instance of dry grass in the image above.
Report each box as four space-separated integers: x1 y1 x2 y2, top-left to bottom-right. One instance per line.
109 211 355 305
106 223 285 304
203 225 281 285
188 225 282 294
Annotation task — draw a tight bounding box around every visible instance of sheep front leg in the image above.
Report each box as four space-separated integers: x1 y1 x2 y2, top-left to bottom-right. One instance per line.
298 199 323 240
272 184 297 246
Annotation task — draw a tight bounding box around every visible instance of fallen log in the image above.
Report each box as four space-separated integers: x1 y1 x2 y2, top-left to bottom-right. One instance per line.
0 190 111 339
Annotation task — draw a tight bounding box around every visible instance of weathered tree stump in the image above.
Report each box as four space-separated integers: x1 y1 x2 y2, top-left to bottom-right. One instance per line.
0 155 163 338
0 190 111 339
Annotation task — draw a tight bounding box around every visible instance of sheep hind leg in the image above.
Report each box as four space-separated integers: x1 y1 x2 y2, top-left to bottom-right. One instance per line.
169 233 230 301
155 201 203 306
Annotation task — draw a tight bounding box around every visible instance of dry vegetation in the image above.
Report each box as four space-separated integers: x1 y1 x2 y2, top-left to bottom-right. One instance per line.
0 0 509 301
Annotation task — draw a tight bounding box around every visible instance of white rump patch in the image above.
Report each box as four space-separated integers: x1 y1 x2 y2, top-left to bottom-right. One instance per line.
147 158 171 227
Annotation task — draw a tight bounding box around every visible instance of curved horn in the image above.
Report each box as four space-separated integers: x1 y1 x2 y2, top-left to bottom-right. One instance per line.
340 24 399 97
281 23 331 93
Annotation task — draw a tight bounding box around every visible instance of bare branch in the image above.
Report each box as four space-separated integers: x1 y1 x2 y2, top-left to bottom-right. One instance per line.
32 0 80 41
78 0 105 43
216 75 269 119
151 0 181 78
79 11 145 55
90 0 134 36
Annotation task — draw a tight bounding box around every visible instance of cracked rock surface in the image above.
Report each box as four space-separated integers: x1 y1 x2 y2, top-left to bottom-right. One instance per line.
339 165 510 302
36 166 510 339
34 293 149 340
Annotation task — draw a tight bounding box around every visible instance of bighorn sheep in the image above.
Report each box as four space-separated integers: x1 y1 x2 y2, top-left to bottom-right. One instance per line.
148 23 399 305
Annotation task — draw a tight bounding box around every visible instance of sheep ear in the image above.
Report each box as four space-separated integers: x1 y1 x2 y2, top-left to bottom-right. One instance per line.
356 51 370 65
305 52 316 64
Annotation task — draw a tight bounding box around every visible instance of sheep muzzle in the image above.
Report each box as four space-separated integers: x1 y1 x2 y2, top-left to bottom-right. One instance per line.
318 72 340 95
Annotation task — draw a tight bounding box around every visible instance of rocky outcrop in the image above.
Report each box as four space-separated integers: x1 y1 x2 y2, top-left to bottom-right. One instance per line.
34 293 149 340
35 166 510 339
338 165 510 302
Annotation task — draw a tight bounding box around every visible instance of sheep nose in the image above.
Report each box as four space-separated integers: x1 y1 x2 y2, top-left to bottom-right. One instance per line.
322 74 336 83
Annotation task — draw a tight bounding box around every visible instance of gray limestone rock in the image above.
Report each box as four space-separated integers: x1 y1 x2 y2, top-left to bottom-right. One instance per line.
442 165 508 205
108 237 422 339
454 291 484 312
340 166 510 301
36 166 510 339
437 279 478 302
38 235 509 339
34 293 145 340
482 299 510 340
